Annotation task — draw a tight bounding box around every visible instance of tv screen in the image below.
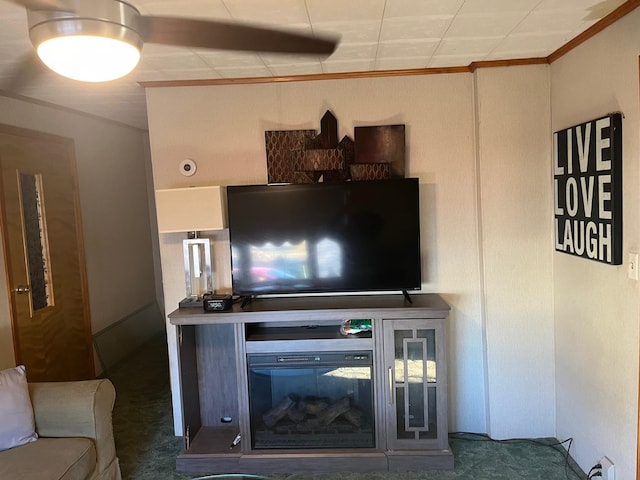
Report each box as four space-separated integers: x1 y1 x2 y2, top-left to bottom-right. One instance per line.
227 178 421 296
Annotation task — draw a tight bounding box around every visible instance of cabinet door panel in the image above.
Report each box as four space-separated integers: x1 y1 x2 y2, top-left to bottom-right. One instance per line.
383 319 447 450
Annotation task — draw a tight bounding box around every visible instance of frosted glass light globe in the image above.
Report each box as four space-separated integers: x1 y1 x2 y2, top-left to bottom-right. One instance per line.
37 35 141 82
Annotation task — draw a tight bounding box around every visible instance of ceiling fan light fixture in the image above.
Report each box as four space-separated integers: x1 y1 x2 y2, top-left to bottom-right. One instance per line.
27 1 143 82
36 34 140 82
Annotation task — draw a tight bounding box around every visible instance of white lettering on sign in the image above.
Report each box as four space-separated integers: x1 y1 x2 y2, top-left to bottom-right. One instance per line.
553 133 564 176
554 179 564 215
566 128 573 175
554 113 621 265
576 123 591 173
558 220 612 263
565 178 579 217
595 117 611 171
580 176 594 218
598 174 611 220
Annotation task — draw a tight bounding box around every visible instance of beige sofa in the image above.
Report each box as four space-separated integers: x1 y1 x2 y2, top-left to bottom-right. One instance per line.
0 379 122 480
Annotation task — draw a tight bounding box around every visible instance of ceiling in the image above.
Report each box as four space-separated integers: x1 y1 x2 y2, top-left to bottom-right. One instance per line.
0 0 631 131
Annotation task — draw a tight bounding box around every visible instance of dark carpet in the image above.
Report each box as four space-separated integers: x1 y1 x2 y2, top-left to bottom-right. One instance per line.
106 334 587 480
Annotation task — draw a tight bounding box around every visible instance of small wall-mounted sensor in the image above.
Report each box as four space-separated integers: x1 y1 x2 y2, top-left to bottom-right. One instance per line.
179 159 197 177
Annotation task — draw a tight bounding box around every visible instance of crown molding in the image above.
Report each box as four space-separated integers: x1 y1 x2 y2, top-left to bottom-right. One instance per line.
139 0 640 89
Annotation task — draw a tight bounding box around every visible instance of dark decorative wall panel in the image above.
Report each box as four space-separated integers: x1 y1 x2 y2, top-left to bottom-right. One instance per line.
265 129 316 184
265 111 405 184
354 125 405 178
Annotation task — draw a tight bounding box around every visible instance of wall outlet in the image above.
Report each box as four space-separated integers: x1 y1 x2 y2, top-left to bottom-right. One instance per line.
600 456 615 480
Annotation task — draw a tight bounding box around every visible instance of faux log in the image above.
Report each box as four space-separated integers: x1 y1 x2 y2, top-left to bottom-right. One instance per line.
262 396 294 428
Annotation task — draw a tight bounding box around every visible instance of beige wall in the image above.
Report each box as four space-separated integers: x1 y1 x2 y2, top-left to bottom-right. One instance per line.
0 96 159 374
147 66 555 438
0 7 633 475
475 65 555 437
551 8 640 478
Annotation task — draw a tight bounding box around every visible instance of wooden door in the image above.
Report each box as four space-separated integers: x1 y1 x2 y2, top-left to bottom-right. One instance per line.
0 124 94 381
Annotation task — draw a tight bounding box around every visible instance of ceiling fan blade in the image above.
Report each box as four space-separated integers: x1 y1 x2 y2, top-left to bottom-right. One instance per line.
138 16 338 56
0 51 48 94
6 0 75 10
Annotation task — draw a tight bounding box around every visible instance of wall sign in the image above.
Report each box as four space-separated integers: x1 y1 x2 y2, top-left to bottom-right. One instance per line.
553 113 622 265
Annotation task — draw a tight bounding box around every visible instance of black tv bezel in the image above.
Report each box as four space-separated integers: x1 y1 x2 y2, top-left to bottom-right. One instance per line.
227 178 422 297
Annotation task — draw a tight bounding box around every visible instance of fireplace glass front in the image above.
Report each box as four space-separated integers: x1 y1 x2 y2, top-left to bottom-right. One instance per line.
247 351 374 449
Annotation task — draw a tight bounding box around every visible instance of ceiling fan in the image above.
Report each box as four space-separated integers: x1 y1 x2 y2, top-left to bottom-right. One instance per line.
6 0 338 83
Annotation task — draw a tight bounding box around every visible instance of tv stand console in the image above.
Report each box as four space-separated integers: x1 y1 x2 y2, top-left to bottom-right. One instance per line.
169 293 453 474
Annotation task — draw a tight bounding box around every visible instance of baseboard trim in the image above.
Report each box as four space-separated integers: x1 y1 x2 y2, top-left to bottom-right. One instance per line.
93 302 165 372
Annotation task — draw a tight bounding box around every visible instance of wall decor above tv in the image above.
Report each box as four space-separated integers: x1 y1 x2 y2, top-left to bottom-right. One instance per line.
265 110 405 184
227 178 421 297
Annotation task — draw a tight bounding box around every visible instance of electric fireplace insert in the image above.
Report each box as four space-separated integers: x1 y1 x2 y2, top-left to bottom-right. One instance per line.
247 351 375 450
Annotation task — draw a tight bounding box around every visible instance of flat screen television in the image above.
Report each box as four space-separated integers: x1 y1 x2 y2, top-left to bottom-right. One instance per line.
227 178 421 297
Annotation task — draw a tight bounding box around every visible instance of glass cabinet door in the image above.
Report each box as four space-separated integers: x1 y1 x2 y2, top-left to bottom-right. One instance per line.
383 319 447 450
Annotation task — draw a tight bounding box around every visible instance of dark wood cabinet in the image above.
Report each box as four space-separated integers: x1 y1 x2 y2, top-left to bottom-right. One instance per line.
170 294 453 473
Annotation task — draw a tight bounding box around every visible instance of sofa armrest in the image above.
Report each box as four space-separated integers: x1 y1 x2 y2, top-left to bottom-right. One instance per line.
28 379 118 477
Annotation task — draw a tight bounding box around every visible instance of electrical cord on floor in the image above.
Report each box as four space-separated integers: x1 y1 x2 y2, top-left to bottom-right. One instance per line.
448 432 585 480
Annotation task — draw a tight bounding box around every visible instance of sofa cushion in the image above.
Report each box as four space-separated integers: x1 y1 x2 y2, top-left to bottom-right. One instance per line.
0 437 97 480
0 365 37 451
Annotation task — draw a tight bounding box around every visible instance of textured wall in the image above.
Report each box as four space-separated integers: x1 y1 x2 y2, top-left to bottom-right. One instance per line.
146 69 555 438
0 97 158 375
551 8 640 479
475 66 554 438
